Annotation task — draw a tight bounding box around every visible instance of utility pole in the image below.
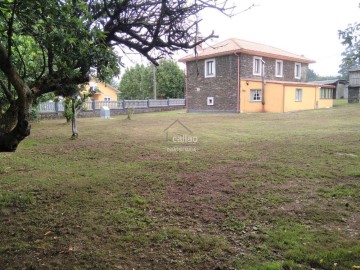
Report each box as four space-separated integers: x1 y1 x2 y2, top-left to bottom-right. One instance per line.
153 64 157 100
261 59 265 112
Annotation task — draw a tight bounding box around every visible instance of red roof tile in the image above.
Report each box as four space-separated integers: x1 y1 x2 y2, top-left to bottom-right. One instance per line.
179 38 315 64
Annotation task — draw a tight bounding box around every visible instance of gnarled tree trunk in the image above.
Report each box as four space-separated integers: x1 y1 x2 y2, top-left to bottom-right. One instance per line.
0 102 18 133
0 118 31 152
0 44 32 152
0 93 32 152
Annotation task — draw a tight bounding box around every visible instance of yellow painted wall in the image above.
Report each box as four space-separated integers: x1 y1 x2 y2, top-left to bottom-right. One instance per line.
240 81 283 113
316 88 334 109
317 99 333 108
283 86 316 112
239 80 333 113
240 81 263 112
265 83 284 113
85 80 118 101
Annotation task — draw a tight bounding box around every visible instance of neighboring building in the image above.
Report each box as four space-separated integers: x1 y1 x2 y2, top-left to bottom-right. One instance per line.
309 79 348 99
179 38 334 113
348 67 360 103
86 79 119 102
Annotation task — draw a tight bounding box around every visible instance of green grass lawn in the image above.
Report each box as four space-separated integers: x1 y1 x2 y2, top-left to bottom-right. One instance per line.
1 101 360 269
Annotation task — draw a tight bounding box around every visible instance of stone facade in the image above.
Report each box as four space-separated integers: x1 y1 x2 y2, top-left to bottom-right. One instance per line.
240 54 308 82
187 55 238 113
186 53 309 113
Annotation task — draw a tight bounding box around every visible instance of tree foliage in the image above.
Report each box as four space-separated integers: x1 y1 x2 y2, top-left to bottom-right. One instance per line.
119 64 153 99
306 68 340 82
0 0 236 151
119 59 185 99
338 22 360 79
156 59 185 99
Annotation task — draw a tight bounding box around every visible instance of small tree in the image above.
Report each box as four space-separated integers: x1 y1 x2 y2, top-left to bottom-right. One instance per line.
69 95 84 139
63 86 96 138
63 98 74 123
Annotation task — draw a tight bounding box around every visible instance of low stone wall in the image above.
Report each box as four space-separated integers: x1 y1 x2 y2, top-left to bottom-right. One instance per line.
39 106 186 120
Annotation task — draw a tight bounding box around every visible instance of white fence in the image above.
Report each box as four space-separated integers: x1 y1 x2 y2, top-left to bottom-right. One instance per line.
39 99 186 113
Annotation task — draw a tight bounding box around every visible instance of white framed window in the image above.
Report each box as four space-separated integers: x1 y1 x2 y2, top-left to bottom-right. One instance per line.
250 89 262 102
104 97 111 101
295 63 302 79
207 97 214 106
205 59 216 78
320 88 333 99
253 56 262 76
295 88 302 102
275 60 283 77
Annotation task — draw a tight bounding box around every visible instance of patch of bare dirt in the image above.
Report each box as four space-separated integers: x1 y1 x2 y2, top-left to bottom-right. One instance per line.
164 163 249 224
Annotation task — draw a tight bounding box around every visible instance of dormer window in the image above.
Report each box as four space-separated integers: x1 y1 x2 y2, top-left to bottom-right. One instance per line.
205 59 216 78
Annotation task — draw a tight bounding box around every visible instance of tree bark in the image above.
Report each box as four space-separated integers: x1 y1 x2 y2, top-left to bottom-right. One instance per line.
0 43 32 152
71 99 78 138
0 103 18 133
0 119 30 152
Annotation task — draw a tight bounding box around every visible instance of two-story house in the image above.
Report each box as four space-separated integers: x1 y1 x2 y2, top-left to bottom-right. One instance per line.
179 38 334 113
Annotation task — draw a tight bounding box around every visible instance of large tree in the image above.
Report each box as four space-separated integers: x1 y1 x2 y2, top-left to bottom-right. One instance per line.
0 0 118 151
119 64 153 99
0 0 235 152
156 59 185 99
338 22 360 79
119 59 185 99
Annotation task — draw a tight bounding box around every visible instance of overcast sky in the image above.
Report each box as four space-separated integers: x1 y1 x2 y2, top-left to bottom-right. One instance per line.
119 1 359 77
196 0 360 76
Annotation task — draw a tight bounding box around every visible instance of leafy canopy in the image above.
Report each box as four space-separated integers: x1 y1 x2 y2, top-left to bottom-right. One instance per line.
0 0 236 151
339 22 360 79
1 0 120 98
119 60 185 99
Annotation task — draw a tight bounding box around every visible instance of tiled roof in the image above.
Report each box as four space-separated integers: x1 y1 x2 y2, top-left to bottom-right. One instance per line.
179 38 315 64
309 79 348 85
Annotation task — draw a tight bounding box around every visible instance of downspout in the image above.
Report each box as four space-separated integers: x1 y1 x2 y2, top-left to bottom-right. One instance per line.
282 84 285 112
235 53 240 113
261 59 266 112
185 63 189 112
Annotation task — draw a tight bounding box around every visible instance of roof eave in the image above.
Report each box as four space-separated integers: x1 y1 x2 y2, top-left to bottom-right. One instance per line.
242 78 336 88
179 49 315 64
241 49 315 64
178 49 241 62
